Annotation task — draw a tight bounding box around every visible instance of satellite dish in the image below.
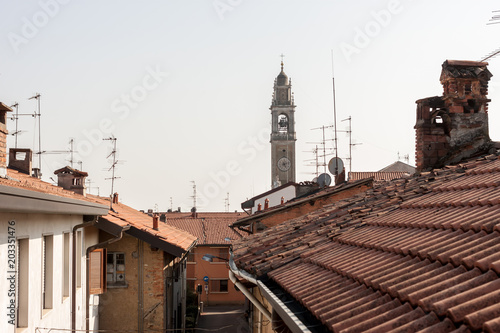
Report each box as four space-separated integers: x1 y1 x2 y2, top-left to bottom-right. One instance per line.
328 157 344 175
317 173 331 187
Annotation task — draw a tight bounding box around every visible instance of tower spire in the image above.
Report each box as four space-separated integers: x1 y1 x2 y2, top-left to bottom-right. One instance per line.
280 53 285 71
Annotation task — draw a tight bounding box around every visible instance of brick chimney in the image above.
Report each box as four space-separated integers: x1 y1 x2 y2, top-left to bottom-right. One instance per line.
0 103 13 178
415 60 493 171
54 166 88 196
153 215 159 230
8 148 32 176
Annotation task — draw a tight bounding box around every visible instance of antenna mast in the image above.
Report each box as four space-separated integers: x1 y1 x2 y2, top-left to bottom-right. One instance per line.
28 93 41 174
10 103 19 148
104 136 120 209
191 181 197 211
331 51 339 177
225 192 230 212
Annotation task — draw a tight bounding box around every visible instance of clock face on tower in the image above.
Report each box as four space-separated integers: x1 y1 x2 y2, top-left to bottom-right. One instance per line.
277 157 291 171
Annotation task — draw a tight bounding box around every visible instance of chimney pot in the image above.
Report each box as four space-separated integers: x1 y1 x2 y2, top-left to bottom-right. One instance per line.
264 198 269 210
113 192 119 204
257 203 262 211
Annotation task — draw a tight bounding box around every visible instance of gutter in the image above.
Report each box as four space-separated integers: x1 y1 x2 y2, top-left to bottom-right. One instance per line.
228 255 271 321
257 280 312 333
85 224 130 332
229 253 315 332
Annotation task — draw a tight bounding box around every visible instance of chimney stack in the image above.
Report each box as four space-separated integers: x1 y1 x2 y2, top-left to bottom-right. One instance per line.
113 193 119 204
153 215 159 230
9 148 32 176
415 60 493 171
0 103 13 178
54 166 88 196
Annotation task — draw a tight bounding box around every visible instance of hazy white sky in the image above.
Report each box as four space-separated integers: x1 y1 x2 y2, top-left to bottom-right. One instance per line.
1 0 499 212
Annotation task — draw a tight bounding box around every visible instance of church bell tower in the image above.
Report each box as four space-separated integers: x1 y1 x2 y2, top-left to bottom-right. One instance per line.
270 61 296 188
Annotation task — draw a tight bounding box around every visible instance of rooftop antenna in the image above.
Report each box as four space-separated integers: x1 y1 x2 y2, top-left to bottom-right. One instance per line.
170 197 173 211
28 93 41 173
104 136 120 209
68 139 75 168
479 11 500 61
191 181 197 212
331 50 339 177
310 125 335 175
224 192 230 212
10 103 19 148
86 178 100 196
341 116 362 173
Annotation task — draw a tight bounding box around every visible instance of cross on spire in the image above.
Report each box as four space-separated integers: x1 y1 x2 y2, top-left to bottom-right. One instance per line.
280 53 285 70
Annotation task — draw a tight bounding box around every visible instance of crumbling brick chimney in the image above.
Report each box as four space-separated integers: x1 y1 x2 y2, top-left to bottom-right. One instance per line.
0 103 12 178
415 60 493 171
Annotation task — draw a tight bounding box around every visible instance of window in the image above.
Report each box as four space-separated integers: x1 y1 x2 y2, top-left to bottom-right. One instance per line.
210 279 228 293
213 248 228 263
187 252 195 263
89 249 106 294
107 252 126 287
187 279 196 291
43 235 54 311
63 232 70 298
17 238 29 328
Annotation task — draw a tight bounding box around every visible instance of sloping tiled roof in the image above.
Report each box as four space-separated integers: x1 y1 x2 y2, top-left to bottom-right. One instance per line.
378 160 416 174
164 212 245 245
348 171 410 182
233 153 500 332
2 168 101 203
90 196 197 254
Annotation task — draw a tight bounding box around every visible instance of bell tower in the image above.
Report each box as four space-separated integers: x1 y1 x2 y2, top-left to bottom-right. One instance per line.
270 60 296 188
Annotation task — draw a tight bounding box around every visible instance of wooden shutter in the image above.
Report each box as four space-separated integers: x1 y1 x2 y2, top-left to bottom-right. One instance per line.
89 249 106 295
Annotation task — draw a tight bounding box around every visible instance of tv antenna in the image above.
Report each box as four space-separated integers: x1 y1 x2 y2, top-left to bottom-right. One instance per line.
479 11 500 61
28 93 42 174
9 103 22 148
310 125 335 175
191 181 197 212
86 178 100 196
331 51 339 171
341 116 362 173
224 192 230 212
104 136 120 209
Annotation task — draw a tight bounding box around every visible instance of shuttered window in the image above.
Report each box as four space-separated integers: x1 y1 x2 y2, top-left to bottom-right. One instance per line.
89 248 106 295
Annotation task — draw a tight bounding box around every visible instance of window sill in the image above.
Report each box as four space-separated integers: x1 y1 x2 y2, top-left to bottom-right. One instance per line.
210 291 229 294
107 283 128 289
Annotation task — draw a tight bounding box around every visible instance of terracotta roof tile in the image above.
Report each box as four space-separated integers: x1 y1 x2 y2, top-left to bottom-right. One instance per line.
89 195 197 253
233 154 500 331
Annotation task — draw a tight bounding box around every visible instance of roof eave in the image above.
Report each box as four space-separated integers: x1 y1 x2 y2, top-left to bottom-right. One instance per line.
0 184 108 215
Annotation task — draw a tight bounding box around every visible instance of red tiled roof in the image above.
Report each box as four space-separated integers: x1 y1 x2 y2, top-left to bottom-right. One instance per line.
233 153 500 332
2 168 102 203
164 212 245 245
348 171 410 182
90 196 197 253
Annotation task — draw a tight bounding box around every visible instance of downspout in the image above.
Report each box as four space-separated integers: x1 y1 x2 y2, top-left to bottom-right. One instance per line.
85 224 130 332
72 217 98 333
228 256 271 321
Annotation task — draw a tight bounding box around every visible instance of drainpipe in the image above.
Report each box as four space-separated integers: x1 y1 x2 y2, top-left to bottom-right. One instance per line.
228 258 271 321
85 225 130 332
72 217 98 333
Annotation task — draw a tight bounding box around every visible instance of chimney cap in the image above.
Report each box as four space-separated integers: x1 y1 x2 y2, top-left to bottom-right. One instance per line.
54 166 88 177
0 102 13 112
